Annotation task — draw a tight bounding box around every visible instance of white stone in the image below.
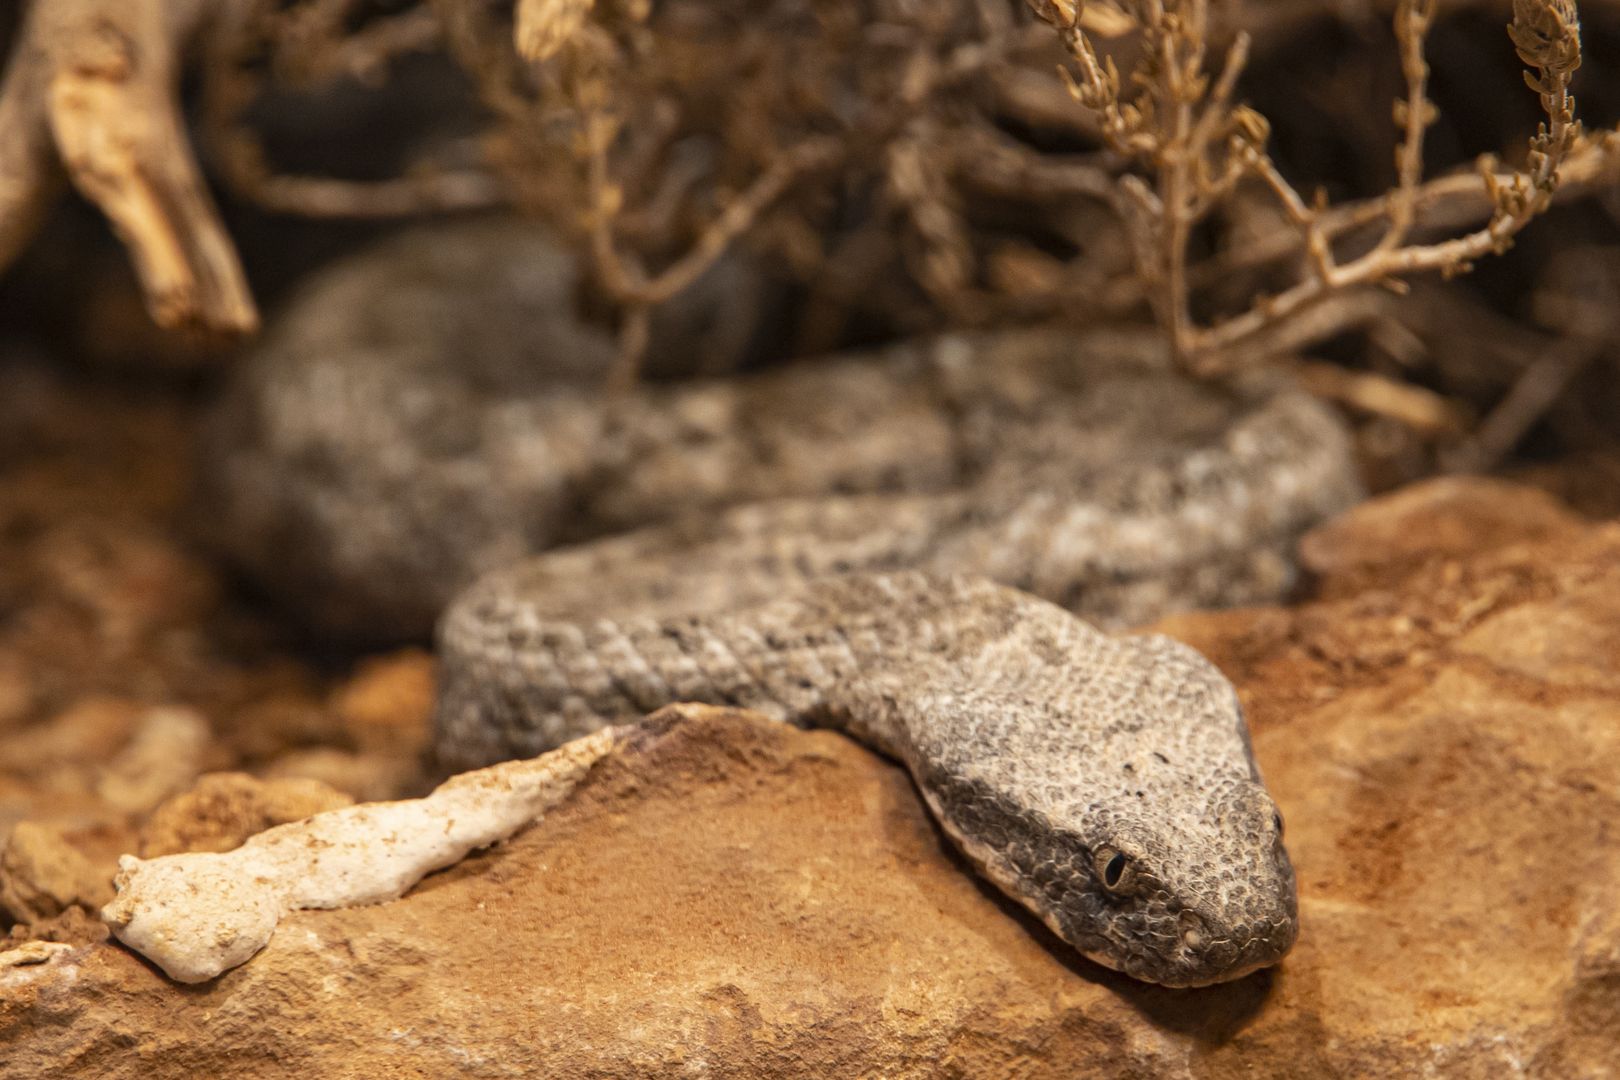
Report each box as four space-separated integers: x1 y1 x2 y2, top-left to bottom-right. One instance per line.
101 727 623 983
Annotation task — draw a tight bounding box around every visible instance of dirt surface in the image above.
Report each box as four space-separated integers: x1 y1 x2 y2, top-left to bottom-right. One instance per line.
0 356 434 944
1 357 1618 1076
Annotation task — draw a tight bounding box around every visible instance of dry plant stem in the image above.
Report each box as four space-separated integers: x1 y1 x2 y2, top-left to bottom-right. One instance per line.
1291 358 1468 436
517 0 598 62
1158 2 1199 359
949 125 1116 202
1187 0 1581 373
579 27 1021 387
593 137 845 311
216 167 507 219
273 6 443 86
589 138 846 387
1377 0 1436 257
1189 131 1620 294
0 0 258 334
429 0 537 125
0 12 60 274
201 2 506 221
1442 336 1604 472
1037 0 1583 376
889 122 976 307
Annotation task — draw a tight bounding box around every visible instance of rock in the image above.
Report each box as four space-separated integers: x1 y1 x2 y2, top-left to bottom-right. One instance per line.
0 823 113 925
0 698 142 788
1513 449 1620 520
0 941 74 969
216 690 338 764
138 773 355 858
105 731 618 983
93 708 213 816
23 523 219 649
2 478 1618 1077
0 907 109 951
260 748 425 804
329 650 436 758
1297 475 1584 589
0 652 32 730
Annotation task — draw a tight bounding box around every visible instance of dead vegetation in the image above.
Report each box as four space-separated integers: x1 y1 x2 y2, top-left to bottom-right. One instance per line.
0 0 1616 473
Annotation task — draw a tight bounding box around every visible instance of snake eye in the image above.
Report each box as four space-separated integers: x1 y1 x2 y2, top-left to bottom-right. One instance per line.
1095 848 1137 895
1272 811 1284 837
1104 853 1127 886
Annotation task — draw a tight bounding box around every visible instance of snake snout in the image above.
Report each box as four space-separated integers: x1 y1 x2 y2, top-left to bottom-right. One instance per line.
1163 884 1299 986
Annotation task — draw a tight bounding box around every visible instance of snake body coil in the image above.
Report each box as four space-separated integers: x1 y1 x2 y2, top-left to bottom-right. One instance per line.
206 224 1362 985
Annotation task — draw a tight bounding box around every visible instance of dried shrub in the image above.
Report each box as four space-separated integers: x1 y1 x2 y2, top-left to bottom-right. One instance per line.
0 0 1617 466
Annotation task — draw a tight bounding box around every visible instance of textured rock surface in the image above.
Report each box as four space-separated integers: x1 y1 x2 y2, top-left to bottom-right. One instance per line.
137 773 355 858
3 478 1619 1077
0 824 113 925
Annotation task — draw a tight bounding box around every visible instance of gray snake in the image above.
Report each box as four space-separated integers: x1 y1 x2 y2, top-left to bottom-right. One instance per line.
205 223 1362 985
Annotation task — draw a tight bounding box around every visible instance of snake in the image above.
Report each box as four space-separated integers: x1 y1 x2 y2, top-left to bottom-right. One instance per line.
204 222 1363 986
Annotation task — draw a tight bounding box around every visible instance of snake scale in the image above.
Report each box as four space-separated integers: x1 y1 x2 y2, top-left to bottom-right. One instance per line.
205 223 1363 986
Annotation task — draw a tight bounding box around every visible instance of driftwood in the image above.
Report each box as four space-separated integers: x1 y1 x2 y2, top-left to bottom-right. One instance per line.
0 0 257 335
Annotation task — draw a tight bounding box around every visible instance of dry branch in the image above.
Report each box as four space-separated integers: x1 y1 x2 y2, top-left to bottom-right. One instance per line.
1030 0 1588 376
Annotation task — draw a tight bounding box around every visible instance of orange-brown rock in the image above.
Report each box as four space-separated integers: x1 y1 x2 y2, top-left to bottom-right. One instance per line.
137 773 355 858
329 649 437 758
1 478 1617 1078
0 824 113 925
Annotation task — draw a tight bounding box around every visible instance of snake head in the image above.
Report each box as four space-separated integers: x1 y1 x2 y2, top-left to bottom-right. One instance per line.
928 769 1298 988
914 627 1299 987
1057 777 1299 987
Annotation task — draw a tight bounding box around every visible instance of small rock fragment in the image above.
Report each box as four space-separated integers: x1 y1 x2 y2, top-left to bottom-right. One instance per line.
0 697 142 786
261 747 423 803
1299 476 1583 583
0 822 114 924
0 650 33 727
330 649 436 757
102 727 623 983
138 772 355 858
94 707 212 815
0 940 72 968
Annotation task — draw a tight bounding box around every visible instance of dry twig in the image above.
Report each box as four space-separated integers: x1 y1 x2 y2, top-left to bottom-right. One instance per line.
1031 0 1587 375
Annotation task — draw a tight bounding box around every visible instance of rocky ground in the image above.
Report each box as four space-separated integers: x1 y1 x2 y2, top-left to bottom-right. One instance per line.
1 355 1618 1077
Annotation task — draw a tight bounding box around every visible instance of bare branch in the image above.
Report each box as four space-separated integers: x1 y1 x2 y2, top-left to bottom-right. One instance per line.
1031 0 1586 376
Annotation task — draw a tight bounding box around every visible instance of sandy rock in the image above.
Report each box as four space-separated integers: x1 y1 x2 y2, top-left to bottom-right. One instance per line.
260 748 425 803
0 652 32 729
0 906 110 951
94 708 212 816
105 731 620 983
1513 449 1620 520
329 649 436 758
0 941 74 969
0 823 113 925
0 698 143 785
138 773 355 858
25 523 219 648
1297 474 1585 587
1 479 1618 1077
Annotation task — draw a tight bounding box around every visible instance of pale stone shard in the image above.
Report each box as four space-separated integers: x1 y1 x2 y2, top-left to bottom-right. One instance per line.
0 940 72 968
100 728 621 983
